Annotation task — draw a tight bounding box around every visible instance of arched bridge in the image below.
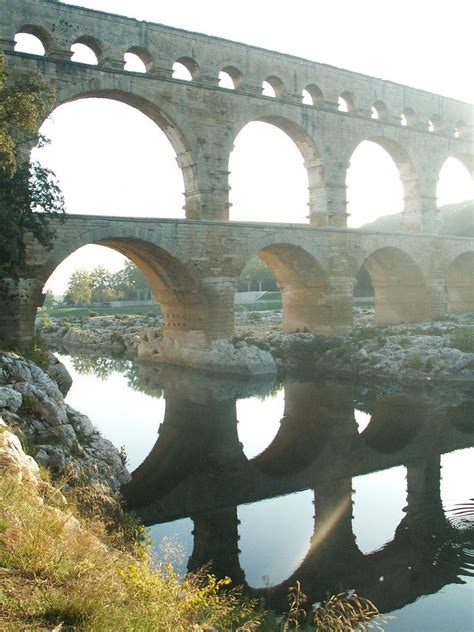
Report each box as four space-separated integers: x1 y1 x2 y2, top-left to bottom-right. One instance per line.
1 0 473 349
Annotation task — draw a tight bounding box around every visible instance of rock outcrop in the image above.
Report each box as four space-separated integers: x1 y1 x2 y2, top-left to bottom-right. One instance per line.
39 313 162 355
138 329 277 375
0 352 130 491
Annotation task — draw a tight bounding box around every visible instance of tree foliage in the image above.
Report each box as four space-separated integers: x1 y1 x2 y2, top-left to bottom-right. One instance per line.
65 262 154 305
0 51 64 276
239 255 277 292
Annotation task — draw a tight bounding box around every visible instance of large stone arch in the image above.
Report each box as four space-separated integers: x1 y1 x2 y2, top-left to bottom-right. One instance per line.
359 398 426 453
448 151 474 179
445 251 474 314
238 237 334 334
251 381 356 477
49 79 203 219
345 133 422 231
40 225 206 340
229 113 325 225
356 246 429 325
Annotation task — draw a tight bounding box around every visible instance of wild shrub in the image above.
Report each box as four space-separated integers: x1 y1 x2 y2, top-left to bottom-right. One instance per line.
451 327 474 353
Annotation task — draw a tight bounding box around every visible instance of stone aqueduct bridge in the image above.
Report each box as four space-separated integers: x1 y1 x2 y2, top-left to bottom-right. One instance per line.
1 0 473 348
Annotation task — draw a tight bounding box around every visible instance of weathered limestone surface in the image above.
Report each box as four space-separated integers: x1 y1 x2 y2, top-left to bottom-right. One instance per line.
0 352 130 490
138 328 277 375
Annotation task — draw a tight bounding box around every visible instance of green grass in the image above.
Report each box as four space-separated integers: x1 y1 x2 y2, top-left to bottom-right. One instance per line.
451 327 474 353
257 291 281 301
237 301 282 312
41 305 162 319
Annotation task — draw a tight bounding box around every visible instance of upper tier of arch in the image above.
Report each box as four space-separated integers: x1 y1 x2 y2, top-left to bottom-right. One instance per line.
2 0 472 134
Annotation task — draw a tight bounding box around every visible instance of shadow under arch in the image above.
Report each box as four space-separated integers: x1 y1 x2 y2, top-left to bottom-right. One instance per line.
357 246 428 325
41 228 206 339
360 398 427 453
241 240 333 334
251 381 357 477
229 113 324 224
49 80 201 218
446 251 474 314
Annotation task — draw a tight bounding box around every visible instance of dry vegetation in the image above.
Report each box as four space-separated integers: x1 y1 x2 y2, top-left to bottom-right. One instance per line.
0 430 384 631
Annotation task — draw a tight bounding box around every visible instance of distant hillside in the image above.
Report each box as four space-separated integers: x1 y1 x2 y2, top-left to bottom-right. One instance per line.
360 200 474 236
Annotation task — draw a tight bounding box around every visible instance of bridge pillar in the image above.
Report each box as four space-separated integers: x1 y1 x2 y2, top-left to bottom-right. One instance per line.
188 506 246 585
0 278 44 349
279 276 353 336
425 278 448 319
402 165 439 234
307 160 348 228
405 456 442 519
178 125 231 220
201 277 235 341
327 276 355 334
310 477 360 574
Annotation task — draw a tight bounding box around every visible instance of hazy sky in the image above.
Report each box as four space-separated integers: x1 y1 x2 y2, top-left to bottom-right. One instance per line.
14 0 474 295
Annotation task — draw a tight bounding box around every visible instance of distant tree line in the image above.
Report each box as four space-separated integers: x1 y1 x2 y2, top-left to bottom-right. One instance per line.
64 261 153 305
60 253 379 307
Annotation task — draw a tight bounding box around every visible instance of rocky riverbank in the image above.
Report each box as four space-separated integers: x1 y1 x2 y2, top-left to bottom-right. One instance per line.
38 310 474 383
39 312 160 354
0 351 130 490
238 311 474 383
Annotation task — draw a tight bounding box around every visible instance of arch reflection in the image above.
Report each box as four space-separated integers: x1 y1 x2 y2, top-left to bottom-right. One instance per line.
63 351 473 619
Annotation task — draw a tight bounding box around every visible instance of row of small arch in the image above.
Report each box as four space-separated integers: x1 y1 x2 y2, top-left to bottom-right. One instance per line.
13 26 470 139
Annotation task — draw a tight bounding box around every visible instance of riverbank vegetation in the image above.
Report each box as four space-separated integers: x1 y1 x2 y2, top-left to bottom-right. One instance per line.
0 438 383 631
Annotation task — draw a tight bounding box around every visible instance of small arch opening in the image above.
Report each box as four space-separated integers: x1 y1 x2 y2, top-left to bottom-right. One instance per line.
400 108 416 127
71 38 101 65
262 75 285 98
371 100 389 121
172 57 200 81
429 114 443 133
219 66 243 89
302 84 323 106
124 47 153 73
14 31 46 56
124 52 146 73
455 120 468 139
338 91 356 113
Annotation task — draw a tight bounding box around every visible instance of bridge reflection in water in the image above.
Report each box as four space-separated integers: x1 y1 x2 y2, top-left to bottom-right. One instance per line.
120 364 474 619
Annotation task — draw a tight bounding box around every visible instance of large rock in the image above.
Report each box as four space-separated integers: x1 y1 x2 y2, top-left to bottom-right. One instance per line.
138 330 277 375
0 352 130 491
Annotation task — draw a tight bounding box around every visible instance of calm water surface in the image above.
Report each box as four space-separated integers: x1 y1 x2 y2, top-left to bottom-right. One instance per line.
58 351 474 631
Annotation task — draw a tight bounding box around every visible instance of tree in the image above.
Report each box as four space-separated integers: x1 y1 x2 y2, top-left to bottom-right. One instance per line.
90 266 114 303
239 256 277 292
65 270 92 305
117 260 153 301
42 289 55 309
0 52 64 277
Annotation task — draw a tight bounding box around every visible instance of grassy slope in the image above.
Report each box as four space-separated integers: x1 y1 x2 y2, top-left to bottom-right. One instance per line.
0 463 265 631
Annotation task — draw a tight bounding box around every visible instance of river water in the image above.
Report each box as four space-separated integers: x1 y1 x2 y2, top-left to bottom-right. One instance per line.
57 350 474 631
